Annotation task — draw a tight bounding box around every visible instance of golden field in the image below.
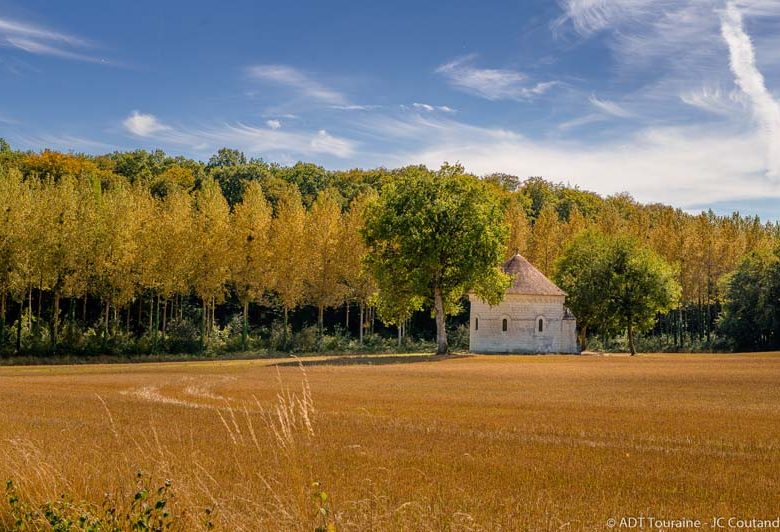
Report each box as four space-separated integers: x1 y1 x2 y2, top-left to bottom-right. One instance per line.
0 353 778 531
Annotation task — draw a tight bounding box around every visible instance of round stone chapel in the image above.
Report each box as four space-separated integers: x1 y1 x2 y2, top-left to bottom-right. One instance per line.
469 253 579 354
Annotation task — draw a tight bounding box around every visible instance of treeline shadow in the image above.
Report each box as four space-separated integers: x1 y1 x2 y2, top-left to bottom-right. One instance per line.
271 353 471 367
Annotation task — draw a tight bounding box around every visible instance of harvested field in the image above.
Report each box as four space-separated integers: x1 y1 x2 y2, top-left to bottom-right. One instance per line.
0 353 778 530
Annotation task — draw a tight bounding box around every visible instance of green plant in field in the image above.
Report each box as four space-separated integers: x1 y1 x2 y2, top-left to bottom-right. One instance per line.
311 481 336 532
5 471 175 531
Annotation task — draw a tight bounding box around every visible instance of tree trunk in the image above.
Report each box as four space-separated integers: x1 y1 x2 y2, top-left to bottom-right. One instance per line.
149 295 154 335
345 302 349 332
433 285 448 355
68 298 75 329
318 305 324 334
0 291 6 348
161 299 167 338
397 324 402 347
283 306 289 349
242 301 249 350
50 290 60 353
35 285 42 335
578 325 588 351
359 302 364 346
27 287 32 332
82 296 87 324
627 320 636 356
201 299 208 348
15 305 22 354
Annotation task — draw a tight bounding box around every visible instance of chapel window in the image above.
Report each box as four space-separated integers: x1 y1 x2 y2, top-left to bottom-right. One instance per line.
502 318 508 332
538 318 544 333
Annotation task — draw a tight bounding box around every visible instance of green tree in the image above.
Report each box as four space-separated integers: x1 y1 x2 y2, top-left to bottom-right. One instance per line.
718 249 780 350
207 148 247 170
556 231 680 354
374 289 424 347
363 164 509 355
555 230 614 350
607 237 680 355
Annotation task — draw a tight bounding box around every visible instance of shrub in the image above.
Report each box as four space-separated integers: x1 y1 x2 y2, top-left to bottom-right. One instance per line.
292 326 319 353
447 324 470 351
164 318 201 353
268 321 292 352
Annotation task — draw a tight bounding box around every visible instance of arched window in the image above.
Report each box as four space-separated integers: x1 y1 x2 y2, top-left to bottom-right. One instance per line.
502 318 508 332
538 318 544 333
475 317 479 331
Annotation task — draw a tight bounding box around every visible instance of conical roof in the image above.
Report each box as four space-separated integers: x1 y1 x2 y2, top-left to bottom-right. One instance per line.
502 253 566 296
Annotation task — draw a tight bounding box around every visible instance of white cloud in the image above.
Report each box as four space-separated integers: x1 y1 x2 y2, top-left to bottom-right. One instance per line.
266 119 282 130
721 1 780 178
557 113 606 131
436 55 557 101
0 16 107 63
589 95 633 118
412 102 456 113
352 112 775 206
552 0 780 187
679 85 747 116
123 111 171 137
246 64 348 105
121 111 355 159
329 104 380 111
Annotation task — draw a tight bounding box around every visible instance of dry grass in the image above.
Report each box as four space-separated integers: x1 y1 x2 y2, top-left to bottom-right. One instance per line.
0 353 778 530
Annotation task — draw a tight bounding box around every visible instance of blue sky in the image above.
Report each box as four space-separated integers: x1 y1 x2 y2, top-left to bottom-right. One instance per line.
1 0 780 218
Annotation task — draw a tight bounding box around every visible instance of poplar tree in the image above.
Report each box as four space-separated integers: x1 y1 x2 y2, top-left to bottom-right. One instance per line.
504 196 531 258
268 187 307 342
341 190 378 344
230 181 273 348
191 178 232 346
305 189 348 332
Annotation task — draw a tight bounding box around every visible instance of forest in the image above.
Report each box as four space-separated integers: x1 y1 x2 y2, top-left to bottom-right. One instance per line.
0 137 777 358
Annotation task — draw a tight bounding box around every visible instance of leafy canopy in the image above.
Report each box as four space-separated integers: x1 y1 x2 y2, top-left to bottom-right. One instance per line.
363 163 510 317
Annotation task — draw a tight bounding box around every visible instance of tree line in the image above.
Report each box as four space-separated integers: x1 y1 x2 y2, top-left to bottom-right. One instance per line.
0 140 778 356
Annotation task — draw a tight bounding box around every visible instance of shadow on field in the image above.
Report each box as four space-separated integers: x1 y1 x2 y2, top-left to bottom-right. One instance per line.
271 353 472 367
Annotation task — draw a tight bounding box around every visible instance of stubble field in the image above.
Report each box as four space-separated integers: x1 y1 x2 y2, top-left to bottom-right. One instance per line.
0 353 778 531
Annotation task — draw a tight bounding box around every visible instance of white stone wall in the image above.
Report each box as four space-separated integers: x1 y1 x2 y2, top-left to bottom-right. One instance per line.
468 294 579 354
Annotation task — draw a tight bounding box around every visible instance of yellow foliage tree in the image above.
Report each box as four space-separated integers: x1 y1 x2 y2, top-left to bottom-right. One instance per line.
230 181 273 348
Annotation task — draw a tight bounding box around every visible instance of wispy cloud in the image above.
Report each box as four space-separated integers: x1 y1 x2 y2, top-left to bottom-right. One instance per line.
122 111 355 159
552 0 780 184
679 85 746 116
357 112 775 207
721 1 780 178
411 102 456 113
246 64 348 105
436 55 557 101
589 95 633 118
0 16 109 64
16 133 117 152
266 119 282 130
